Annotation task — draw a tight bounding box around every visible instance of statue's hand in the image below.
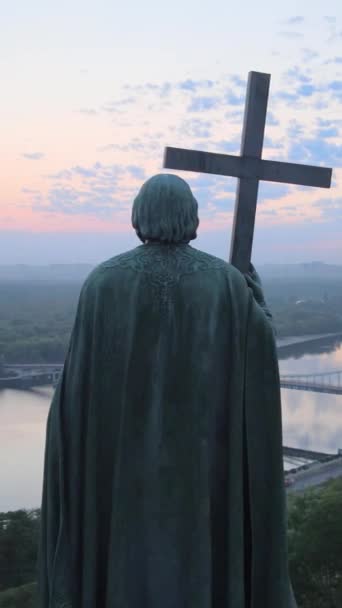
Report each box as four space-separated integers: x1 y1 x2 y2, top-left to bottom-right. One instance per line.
244 263 277 337
244 263 265 307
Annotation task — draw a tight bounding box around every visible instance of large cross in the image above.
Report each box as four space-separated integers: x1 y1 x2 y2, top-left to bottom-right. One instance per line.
163 71 332 273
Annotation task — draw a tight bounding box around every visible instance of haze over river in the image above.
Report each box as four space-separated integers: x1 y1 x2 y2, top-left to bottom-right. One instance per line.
1 335 342 512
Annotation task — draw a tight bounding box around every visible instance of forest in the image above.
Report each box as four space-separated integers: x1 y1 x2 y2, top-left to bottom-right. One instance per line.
1 276 342 365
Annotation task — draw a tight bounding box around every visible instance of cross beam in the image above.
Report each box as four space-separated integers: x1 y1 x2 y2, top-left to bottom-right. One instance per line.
163 71 332 273
163 149 332 189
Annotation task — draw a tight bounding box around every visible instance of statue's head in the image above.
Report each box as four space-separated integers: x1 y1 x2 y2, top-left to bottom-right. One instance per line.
131 173 199 244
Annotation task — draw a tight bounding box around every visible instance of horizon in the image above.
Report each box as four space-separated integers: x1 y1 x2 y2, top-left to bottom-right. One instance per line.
1 2 341 264
2 255 342 269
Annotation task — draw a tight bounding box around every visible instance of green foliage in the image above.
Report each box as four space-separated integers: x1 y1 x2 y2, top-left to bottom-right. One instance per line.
1 279 342 363
0 510 40 593
0 282 79 363
274 305 342 337
0 582 37 608
288 478 342 607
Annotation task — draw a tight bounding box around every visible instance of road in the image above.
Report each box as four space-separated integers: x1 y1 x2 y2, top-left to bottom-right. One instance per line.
287 457 342 493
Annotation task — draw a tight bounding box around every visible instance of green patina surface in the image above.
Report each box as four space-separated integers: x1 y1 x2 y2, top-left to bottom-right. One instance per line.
37 175 296 607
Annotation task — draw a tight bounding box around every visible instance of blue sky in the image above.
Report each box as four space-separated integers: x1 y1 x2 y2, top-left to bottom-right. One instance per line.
0 1 341 264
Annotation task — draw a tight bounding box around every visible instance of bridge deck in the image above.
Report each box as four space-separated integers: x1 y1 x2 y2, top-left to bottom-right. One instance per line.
3 365 342 395
280 380 342 395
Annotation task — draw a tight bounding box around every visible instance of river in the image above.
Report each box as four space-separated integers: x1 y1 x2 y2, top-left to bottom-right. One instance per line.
1 335 342 512
278 335 342 469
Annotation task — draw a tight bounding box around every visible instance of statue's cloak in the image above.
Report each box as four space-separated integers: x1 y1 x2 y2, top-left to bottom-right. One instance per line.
37 243 296 607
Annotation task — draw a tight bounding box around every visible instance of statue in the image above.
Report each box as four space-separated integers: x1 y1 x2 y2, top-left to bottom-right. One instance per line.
37 173 297 607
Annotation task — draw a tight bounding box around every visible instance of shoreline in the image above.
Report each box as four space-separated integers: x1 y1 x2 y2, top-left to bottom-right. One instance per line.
1 331 342 391
276 331 342 349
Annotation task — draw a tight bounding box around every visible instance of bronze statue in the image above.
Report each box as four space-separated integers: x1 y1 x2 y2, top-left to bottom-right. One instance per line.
37 173 296 607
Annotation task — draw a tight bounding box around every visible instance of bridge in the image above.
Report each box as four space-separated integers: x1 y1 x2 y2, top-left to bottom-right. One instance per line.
3 364 342 395
0 364 63 390
280 370 342 395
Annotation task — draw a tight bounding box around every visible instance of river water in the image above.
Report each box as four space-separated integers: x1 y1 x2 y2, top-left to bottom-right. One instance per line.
278 335 342 456
1 336 342 512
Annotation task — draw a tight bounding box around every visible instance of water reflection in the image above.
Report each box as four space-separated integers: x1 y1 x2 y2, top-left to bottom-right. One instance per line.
279 336 342 455
0 387 53 512
282 389 342 454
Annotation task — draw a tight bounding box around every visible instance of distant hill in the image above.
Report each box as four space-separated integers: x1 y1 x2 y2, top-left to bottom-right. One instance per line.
259 262 342 280
0 264 95 282
1 261 342 282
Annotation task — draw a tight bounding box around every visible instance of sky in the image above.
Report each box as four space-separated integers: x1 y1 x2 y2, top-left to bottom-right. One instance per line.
1 0 341 265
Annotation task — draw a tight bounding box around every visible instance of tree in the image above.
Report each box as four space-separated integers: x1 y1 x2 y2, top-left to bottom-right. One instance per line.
0 582 37 608
0 510 39 592
288 479 342 607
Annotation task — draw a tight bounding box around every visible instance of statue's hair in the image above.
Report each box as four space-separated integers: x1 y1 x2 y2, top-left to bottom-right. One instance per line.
131 173 199 244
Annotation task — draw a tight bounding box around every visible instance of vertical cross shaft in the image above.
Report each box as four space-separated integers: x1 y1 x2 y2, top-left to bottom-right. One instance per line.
229 72 270 272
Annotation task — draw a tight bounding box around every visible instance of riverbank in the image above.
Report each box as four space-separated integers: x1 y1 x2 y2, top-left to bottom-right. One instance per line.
287 455 342 493
1 332 342 390
277 331 342 349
